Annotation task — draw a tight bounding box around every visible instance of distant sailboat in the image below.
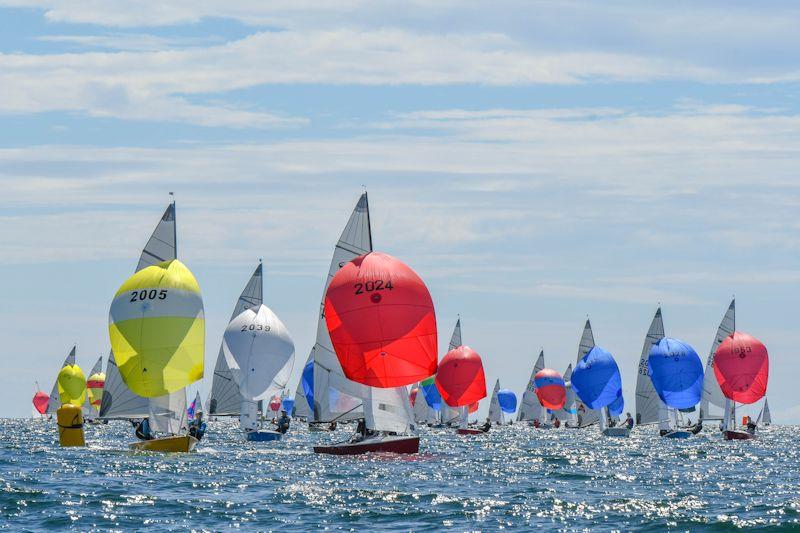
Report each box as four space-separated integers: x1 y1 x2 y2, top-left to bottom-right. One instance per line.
45 346 77 417
517 350 548 427
574 320 600 428
436 344 487 436
572 345 628 437
634 308 666 427
487 380 502 425
82 356 104 422
756 399 772 426
647 337 704 439
700 299 735 421
487 381 516 425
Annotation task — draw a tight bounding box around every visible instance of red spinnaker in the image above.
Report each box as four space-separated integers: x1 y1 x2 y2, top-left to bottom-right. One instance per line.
324 252 438 388
269 395 282 412
534 368 566 410
435 346 487 407
713 331 769 404
32 391 49 414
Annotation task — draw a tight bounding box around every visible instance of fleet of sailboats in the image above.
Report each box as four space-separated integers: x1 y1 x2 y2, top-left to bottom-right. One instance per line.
37 193 779 453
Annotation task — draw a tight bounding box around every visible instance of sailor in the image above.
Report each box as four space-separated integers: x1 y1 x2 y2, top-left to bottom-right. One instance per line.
189 411 207 441
353 418 367 442
134 418 153 440
746 418 757 434
624 413 634 430
479 418 492 432
553 417 561 428
328 421 338 431
276 410 291 434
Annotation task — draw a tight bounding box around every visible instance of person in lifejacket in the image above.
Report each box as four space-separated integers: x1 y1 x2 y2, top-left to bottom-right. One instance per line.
276 410 291 434
188 411 207 441
479 417 491 432
133 418 153 440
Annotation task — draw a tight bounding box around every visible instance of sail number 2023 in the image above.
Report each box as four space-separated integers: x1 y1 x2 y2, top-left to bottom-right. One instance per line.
354 279 393 294
130 289 168 302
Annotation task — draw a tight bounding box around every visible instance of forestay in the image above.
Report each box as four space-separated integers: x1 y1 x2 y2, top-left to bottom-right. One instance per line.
312 194 372 423
209 263 263 416
635 308 665 425
701 299 734 419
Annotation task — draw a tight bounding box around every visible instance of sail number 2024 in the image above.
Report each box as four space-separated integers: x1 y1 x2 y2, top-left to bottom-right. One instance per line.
130 289 168 302
354 279 393 294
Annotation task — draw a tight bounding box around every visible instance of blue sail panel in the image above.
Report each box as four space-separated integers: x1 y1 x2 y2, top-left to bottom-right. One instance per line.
571 346 622 410
647 337 704 410
421 377 442 411
301 360 314 410
497 389 517 414
609 393 624 416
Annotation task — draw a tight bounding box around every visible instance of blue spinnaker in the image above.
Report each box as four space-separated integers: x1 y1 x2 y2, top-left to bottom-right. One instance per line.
571 346 622 410
497 389 517 414
421 377 442 411
647 337 704 410
609 393 624 416
301 360 314 410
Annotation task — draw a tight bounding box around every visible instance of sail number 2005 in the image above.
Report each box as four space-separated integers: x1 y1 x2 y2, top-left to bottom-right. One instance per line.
354 279 393 294
130 289 168 302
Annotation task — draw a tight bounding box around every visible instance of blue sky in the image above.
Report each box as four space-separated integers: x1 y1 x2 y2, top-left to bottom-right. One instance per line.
1 1 798 421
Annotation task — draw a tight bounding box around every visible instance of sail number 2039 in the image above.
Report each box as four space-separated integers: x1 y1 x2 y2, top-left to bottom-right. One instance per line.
354 279 393 294
130 289 168 302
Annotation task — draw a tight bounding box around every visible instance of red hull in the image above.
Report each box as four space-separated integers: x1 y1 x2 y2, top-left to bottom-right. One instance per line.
314 436 419 455
456 428 485 435
724 430 756 440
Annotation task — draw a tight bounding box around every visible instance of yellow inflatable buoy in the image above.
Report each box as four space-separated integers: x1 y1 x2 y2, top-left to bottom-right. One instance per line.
57 404 85 447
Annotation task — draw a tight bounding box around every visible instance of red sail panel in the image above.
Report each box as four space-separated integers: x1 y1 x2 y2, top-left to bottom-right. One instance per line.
32 391 49 414
324 252 438 388
713 331 769 404
534 368 566 410
468 401 479 414
435 346 487 407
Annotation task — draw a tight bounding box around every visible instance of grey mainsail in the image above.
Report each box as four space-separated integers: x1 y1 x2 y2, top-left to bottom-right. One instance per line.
518 350 546 421
700 299 735 420
575 319 601 427
635 308 665 425
46 346 76 415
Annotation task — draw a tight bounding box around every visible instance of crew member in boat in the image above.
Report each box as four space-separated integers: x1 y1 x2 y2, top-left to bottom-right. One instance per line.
553 416 561 428
133 418 153 440
479 418 491 432
188 411 206 441
276 410 291 434
623 413 634 430
746 418 757 435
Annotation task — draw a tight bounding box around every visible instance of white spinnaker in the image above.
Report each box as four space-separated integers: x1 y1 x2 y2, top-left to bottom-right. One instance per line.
364 385 415 434
209 263 263 416
635 308 665 425
554 365 578 425
487 379 502 424
700 299 735 420
46 346 76 415
312 193 372 423
575 320 600 427
518 350 545 421
223 304 295 402
148 389 187 435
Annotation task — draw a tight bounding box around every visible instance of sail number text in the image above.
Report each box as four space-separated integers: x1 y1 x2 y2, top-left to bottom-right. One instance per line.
241 323 271 332
130 289 168 302
354 279 393 295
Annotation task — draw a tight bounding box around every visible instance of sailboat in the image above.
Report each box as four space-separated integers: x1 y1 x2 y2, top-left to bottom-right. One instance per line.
572 345 628 437
32 383 49 417
700 299 735 421
517 350 548 427
312 193 420 455
487 381 516 425
436 344 488 435
222 285 295 442
45 346 77 418
713 329 769 440
82 356 104 423
756 399 772 426
436 319 465 428
648 337 704 439
574 320 601 428
103 198 201 453
208 263 263 420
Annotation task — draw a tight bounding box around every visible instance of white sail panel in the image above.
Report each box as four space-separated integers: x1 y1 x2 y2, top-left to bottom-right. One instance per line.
98 352 150 419
136 202 176 272
364 386 414 434
412 383 429 423
223 304 295 402
209 263 263 416
148 390 187 435
312 194 372 422
518 350 545 421
575 320 601 427
46 346 76 415
701 299 735 419
487 379 502 423
635 308 665 425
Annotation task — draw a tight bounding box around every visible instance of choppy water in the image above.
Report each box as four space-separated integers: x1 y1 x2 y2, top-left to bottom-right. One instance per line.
1 418 798 531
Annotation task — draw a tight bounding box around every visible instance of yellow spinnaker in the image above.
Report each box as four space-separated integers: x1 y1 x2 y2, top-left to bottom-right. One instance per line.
58 364 86 407
108 259 205 398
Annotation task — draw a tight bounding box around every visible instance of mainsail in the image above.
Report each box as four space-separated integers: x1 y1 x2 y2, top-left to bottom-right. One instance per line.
554 364 578 425
208 263 263 416
99 352 150 419
575 320 600 427
761 399 772 425
518 350 546 421
312 194 372 423
487 379 502 424
46 346 76 415
700 299 734 420
634 308 665 425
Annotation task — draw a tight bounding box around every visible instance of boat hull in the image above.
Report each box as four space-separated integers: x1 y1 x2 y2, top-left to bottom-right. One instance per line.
602 427 630 437
314 435 419 455
246 430 282 442
724 430 756 440
456 428 485 435
662 430 691 439
129 435 198 453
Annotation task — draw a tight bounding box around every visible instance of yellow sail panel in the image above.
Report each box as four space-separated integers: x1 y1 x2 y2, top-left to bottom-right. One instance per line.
108 259 205 398
58 364 86 407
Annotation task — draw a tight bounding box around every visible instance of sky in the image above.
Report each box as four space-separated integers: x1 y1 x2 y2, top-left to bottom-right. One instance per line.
1 1 798 422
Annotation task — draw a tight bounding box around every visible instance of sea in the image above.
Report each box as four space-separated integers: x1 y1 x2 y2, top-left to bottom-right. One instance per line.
1 418 797 531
